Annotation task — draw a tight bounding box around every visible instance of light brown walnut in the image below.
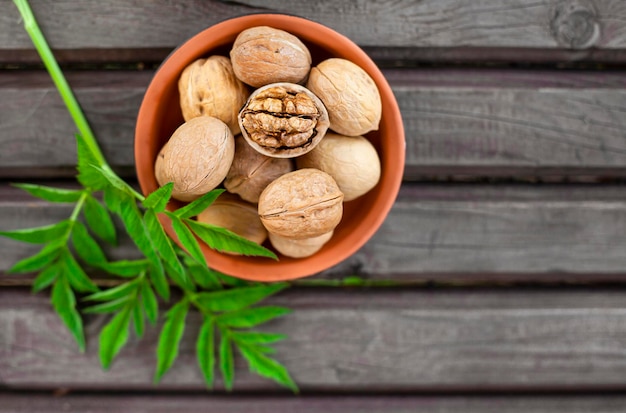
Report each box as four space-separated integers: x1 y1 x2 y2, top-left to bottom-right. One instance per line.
258 168 343 239
155 116 234 202
269 231 333 258
239 83 329 158
230 26 311 87
178 55 249 135
296 132 381 201
306 58 382 136
224 135 294 203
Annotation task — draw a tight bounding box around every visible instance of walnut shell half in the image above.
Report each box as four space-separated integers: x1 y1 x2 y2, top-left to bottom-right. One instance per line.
258 168 343 239
238 83 330 158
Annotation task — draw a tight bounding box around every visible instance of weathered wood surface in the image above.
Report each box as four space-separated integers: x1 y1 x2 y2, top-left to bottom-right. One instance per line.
3 287 626 391
2 70 626 179
2 0 626 63
2 182 626 282
3 394 626 413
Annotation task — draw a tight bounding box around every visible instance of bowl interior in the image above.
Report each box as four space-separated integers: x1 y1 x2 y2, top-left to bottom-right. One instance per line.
135 14 405 281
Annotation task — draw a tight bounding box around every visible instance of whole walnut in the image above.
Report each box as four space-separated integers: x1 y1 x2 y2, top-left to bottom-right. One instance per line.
230 26 311 87
258 168 343 239
224 135 294 203
269 230 333 258
197 193 267 247
238 83 329 158
296 132 381 201
306 58 382 136
178 55 249 135
155 116 235 202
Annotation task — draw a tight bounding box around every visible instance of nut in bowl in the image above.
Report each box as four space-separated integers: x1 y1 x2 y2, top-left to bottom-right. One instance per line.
135 14 405 282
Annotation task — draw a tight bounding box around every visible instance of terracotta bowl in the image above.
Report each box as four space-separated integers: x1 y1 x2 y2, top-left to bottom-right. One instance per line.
135 14 405 282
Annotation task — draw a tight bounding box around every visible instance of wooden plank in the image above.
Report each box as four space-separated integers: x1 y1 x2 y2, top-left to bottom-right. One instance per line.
2 183 626 282
2 69 626 179
3 394 626 413
2 0 626 62
3 287 626 391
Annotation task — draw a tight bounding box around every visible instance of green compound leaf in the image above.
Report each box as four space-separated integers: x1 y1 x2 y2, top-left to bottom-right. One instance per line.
217 306 291 328
0 220 71 244
238 344 298 393
76 134 109 190
140 280 158 325
167 213 205 266
193 283 288 313
184 219 277 259
142 182 174 213
174 189 224 219
51 275 85 352
60 249 99 293
196 316 216 388
219 331 234 391
84 194 117 245
99 306 132 370
71 221 107 266
154 298 189 383
32 264 60 293
13 183 83 203
8 241 63 273
230 331 287 345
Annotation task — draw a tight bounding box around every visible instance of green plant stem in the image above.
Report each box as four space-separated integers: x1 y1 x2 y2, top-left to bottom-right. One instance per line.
13 0 107 169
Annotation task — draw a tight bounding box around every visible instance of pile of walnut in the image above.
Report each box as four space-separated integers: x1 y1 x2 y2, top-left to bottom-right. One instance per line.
155 26 382 258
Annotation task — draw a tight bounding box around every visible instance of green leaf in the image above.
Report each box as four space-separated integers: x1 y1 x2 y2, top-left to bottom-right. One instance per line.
193 283 288 313
144 209 184 277
185 219 277 259
196 316 215 388
238 344 298 392
133 300 145 338
13 183 83 203
76 133 109 190
140 280 158 325
143 182 174 212
188 264 223 290
51 276 85 352
103 186 123 215
99 307 132 369
8 242 63 273
217 272 256 288
230 331 286 345
91 164 135 195
83 297 132 314
61 249 99 293
219 332 234 391
154 298 189 383
71 221 107 266
0 220 71 244
163 259 195 293
83 280 139 302
217 306 291 328
148 263 170 301
174 189 224 219
32 264 60 293
168 213 206 266
84 194 116 245
101 260 149 277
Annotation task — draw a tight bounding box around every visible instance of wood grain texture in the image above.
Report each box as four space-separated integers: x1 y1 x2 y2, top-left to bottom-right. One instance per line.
3 394 626 413
3 287 626 391
2 69 626 179
2 183 626 281
2 0 626 51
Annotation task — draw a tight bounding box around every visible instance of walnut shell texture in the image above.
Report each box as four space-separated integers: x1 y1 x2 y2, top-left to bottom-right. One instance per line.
224 135 294 203
239 83 329 158
230 26 312 87
306 58 382 136
178 55 249 135
197 193 267 247
269 230 333 258
258 168 343 239
296 132 381 201
155 116 235 202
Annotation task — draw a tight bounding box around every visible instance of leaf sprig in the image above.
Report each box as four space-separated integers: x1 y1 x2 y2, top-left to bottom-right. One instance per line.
5 0 297 392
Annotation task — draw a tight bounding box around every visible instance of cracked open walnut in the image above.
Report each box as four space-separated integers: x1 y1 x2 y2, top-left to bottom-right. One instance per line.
238 83 329 158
